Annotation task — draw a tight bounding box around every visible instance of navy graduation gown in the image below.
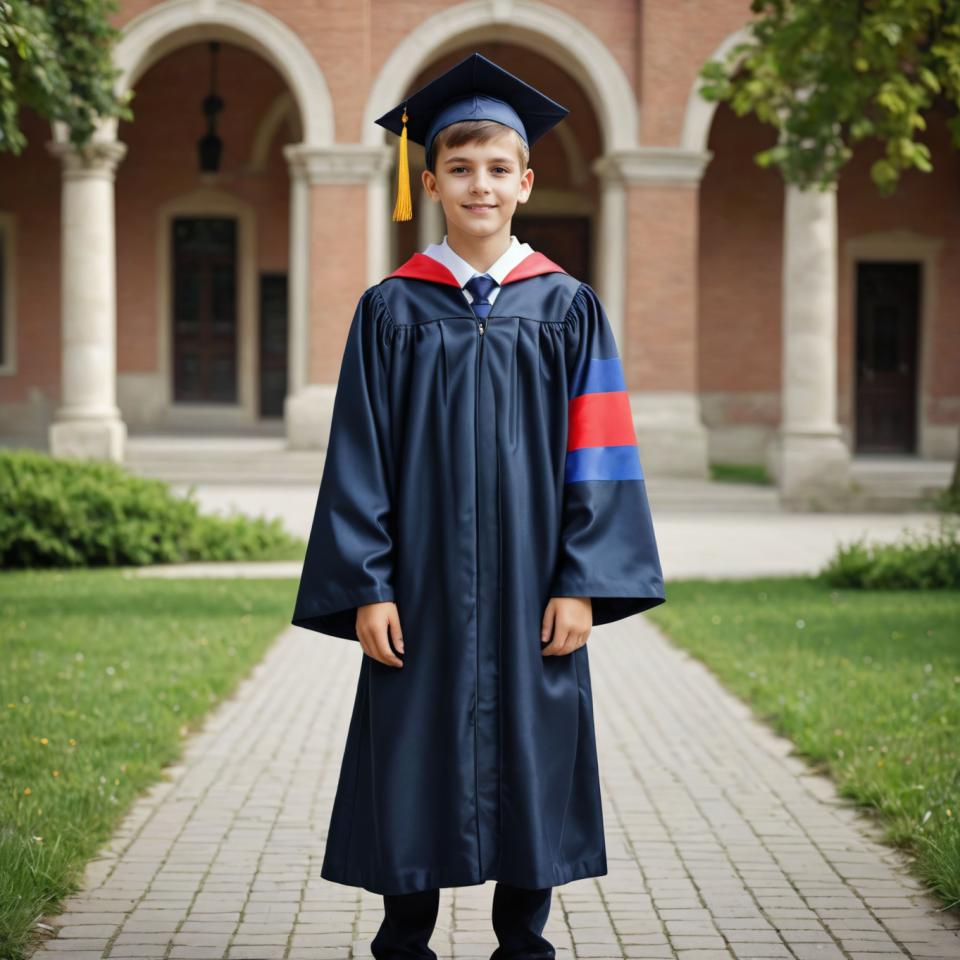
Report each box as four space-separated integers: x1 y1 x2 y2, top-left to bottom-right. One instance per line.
291 250 665 895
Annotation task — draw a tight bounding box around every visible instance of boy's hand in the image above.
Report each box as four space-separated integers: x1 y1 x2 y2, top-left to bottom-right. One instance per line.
540 597 592 656
356 601 404 668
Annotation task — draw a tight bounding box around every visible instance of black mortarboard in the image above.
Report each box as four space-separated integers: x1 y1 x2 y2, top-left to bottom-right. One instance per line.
374 52 569 221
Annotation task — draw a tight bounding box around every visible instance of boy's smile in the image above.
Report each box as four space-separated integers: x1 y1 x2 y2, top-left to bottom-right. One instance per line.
421 130 534 265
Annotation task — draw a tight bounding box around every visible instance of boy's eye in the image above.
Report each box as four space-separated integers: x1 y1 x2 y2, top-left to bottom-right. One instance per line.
449 166 510 174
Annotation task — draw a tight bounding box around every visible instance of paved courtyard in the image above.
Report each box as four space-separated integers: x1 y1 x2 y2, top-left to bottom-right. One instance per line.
32 610 960 959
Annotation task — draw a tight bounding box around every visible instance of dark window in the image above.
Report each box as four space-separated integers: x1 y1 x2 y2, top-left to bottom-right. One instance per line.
259 272 288 418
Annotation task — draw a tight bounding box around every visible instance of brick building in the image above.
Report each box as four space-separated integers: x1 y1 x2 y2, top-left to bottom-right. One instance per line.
1 0 957 506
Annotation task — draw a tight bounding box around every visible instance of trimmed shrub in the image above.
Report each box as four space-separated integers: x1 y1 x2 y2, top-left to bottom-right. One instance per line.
0 449 303 568
818 513 960 589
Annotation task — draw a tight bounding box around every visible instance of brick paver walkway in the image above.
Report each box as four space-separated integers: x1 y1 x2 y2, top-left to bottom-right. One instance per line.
33 617 959 960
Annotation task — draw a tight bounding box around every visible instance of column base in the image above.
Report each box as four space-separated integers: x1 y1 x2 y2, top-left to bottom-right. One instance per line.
49 416 126 462
631 391 710 479
768 430 853 510
285 384 337 450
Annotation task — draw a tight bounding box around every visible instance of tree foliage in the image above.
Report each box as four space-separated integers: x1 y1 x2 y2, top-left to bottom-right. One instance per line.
699 0 960 194
0 0 132 156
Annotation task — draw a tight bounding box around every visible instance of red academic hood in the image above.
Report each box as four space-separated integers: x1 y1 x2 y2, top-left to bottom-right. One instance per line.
385 250 567 287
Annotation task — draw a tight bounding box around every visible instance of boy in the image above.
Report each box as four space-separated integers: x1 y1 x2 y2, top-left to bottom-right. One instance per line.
292 52 666 960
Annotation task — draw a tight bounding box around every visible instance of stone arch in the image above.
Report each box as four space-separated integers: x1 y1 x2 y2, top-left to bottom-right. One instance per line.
248 92 301 173
98 0 334 438
362 0 638 153
681 25 753 153
113 0 334 146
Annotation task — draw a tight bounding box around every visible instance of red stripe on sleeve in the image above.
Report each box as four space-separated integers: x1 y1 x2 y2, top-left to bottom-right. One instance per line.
567 391 637 451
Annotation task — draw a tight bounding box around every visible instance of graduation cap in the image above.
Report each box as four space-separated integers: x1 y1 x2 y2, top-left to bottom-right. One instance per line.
374 52 569 221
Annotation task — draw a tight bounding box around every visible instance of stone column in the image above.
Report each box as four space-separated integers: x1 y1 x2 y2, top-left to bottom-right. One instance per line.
366 159 392 285
591 155 627 350
46 134 127 461
771 182 851 507
607 147 713 478
282 145 311 400
284 144 393 449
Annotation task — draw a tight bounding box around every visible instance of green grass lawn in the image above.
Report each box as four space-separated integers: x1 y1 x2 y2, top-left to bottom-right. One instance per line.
0 570 297 960
646 576 960 910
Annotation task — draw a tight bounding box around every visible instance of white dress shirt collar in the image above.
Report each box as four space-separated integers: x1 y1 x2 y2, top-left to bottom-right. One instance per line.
421 235 534 290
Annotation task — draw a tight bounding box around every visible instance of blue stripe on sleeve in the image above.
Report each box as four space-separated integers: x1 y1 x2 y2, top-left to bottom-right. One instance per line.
564 445 644 483
573 357 626 397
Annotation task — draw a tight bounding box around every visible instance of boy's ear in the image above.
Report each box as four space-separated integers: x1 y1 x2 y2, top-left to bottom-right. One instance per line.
518 166 534 203
421 168 438 200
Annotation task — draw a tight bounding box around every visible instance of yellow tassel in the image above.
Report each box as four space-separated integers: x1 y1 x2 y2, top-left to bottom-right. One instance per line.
392 108 413 222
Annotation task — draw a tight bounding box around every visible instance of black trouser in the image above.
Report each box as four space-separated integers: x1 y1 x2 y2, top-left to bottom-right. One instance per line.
370 881 555 960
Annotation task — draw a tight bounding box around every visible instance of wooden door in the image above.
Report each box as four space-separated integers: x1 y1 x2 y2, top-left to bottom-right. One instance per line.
171 217 238 403
511 215 591 286
855 261 920 453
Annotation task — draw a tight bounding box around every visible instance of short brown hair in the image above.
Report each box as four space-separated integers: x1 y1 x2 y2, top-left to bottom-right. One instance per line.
427 119 529 173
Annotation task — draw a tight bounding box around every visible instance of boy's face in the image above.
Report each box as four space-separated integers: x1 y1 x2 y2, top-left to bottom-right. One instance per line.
421 129 534 241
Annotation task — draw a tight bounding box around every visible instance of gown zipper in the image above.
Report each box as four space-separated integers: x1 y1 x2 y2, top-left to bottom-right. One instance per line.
474 311 484 876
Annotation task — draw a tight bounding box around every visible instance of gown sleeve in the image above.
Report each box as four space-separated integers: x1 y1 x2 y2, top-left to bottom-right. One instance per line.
550 282 666 625
291 286 396 641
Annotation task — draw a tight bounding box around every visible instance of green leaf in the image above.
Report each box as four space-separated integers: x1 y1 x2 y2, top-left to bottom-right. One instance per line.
918 67 941 93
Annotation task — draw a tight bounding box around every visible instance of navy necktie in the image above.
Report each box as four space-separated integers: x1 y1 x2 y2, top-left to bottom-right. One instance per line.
464 273 498 323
